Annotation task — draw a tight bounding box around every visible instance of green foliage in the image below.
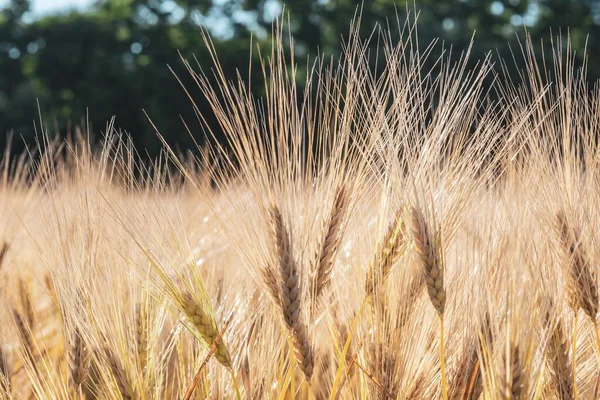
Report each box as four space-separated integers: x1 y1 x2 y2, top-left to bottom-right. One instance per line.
1 0 599 157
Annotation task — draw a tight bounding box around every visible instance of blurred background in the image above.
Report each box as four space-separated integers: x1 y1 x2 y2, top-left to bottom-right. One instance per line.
1 0 599 158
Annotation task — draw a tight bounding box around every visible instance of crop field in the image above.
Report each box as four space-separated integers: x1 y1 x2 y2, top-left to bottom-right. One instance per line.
1 16 600 400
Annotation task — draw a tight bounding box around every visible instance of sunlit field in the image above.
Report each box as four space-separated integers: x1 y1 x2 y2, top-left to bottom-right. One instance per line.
2 15 600 399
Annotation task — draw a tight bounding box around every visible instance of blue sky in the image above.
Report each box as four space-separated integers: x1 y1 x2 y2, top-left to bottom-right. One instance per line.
0 0 93 15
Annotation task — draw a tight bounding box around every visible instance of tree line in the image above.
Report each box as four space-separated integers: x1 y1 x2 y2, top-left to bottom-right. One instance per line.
1 0 599 157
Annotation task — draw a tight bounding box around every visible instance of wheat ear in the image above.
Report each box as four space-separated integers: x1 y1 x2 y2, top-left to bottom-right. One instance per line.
260 263 281 306
310 185 348 302
409 207 446 314
134 303 148 373
0 346 11 398
180 289 232 368
546 315 573 400
450 344 479 400
364 208 405 298
18 277 35 329
409 206 447 399
102 347 132 399
13 309 35 367
451 314 492 400
0 241 8 270
556 211 598 391
269 205 314 381
68 327 89 391
556 211 598 320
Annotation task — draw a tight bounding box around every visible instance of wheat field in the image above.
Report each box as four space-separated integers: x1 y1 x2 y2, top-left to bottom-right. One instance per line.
1 14 600 399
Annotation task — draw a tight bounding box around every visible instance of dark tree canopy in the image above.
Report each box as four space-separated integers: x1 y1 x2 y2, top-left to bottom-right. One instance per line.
1 0 599 157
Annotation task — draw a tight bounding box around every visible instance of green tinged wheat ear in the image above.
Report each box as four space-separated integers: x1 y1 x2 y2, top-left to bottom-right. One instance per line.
179 288 232 368
311 185 349 302
269 204 314 381
364 208 405 298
